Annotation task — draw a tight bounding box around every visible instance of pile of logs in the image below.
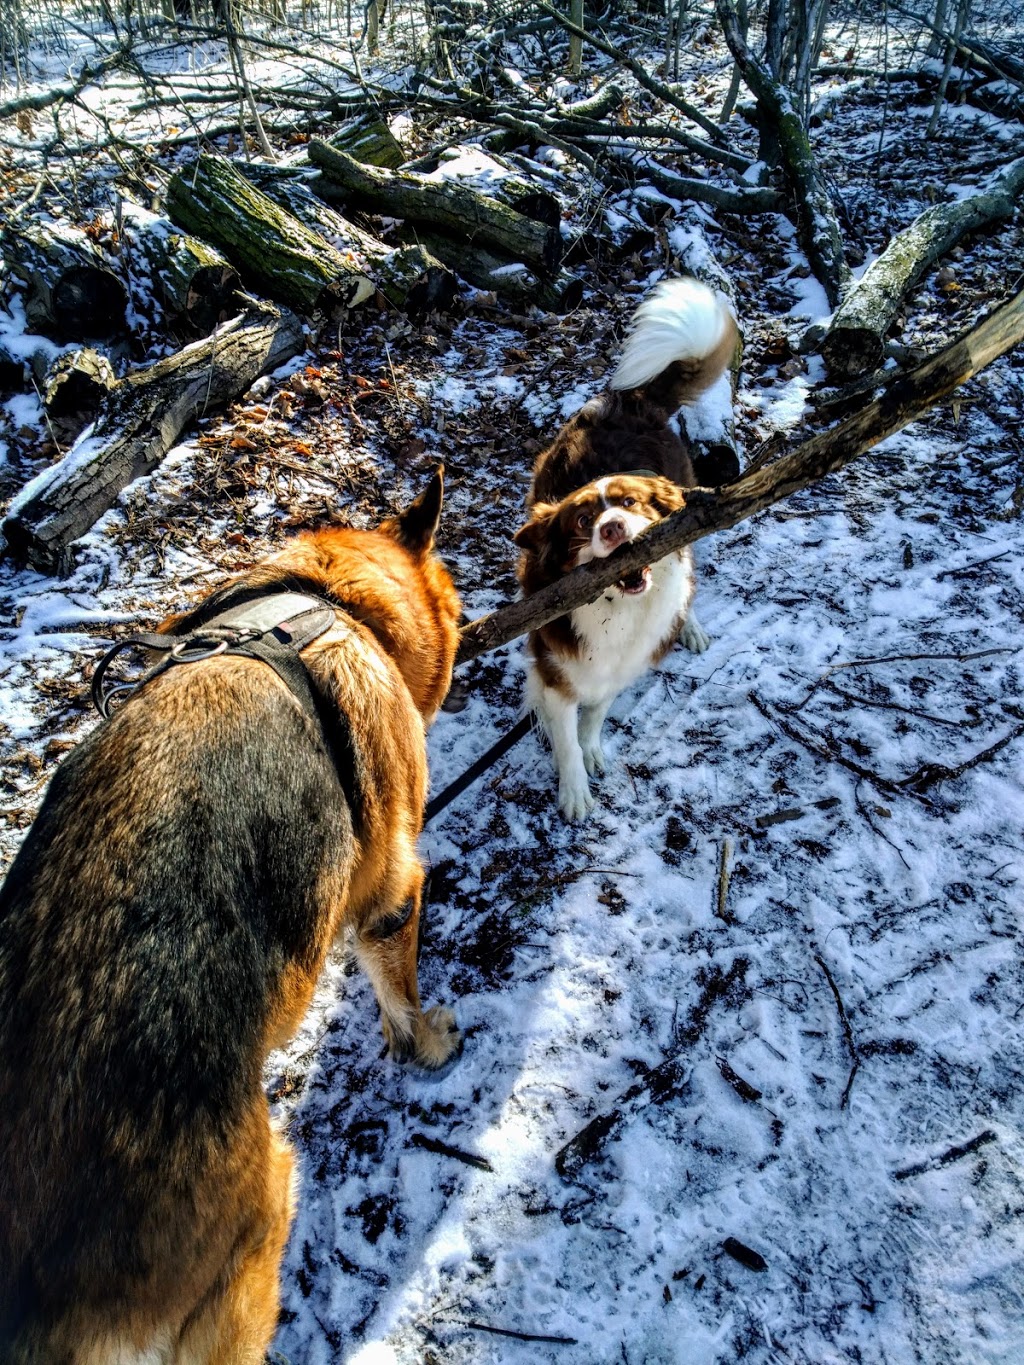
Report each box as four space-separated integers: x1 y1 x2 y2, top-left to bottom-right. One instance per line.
0 120 591 573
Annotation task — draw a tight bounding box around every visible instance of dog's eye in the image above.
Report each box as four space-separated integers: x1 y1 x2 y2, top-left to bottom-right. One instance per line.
621 497 636 508
577 513 592 531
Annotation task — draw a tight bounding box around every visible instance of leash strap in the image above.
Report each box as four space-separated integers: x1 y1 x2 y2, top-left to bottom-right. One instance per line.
423 713 532 824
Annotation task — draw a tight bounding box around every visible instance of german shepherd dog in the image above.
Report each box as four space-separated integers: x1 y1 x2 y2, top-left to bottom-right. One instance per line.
0 471 462 1364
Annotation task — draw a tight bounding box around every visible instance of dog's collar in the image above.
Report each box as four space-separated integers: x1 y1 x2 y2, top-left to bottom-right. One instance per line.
91 592 337 721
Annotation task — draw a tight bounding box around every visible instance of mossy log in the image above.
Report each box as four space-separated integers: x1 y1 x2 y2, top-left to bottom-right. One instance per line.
715 0 850 308
409 230 583 313
165 154 375 315
328 115 405 169
238 167 457 314
122 206 240 335
307 140 563 274
3 220 128 341
823 156 1024 379
3 302 305 575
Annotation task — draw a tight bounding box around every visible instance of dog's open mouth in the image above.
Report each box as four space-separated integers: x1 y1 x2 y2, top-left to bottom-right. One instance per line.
617 565 651 595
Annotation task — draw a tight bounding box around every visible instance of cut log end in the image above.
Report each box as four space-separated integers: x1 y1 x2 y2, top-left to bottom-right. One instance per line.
822 326 887 381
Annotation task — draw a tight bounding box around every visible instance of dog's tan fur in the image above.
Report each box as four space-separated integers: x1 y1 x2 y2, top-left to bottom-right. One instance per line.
0 471 461 1364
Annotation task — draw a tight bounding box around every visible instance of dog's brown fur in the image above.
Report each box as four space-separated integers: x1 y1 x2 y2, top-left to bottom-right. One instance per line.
0 471 461 1364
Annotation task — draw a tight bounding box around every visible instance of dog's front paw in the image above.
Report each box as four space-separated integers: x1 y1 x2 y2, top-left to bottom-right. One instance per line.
680 615 711 654
558 771 595 820
413 1005 462 1071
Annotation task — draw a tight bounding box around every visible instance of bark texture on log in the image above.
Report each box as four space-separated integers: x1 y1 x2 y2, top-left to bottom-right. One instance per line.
307 140 563 274
715 0 850 308
328 115 405 169
402 147 563 228
165 154 375 315
456 286 1024 665
3 303 306 575
4 220 128 341
123 206 240 335
237 167 457 313
823 156 1024 378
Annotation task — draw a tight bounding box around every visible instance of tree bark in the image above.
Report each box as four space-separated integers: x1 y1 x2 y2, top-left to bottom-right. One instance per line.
122 205 240 336
456 286 1024 665
715 0 850 308
165 153 375 315
3 219 128 341
307 140 564 274
823 156 1024 379
2 302 306 575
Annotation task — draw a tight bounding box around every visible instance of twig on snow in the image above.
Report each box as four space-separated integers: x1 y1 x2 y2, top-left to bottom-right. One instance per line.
894 1129 997 1181
813 951 859 1109
409 1132 493 1171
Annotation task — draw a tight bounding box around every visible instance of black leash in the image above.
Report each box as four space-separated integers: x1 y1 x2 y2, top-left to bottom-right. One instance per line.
424 713 532 824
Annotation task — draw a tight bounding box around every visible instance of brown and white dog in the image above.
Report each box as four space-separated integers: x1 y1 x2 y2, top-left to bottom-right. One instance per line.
0 471 461 1363
514 278 737 819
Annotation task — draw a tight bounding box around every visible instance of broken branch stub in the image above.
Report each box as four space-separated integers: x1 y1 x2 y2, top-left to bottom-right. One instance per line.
456 287 1024 666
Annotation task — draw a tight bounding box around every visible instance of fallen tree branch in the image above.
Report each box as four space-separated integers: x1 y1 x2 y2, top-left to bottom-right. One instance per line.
455 286 1024 665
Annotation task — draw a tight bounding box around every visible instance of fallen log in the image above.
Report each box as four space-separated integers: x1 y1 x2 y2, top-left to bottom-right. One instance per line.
822 156 1024 378
307 140 563 275
122 204 240 336
165 154 375 315
237 168 457 314
2 301 306 575
715 0 850 308
3 219 128 341
408 230 583 313
400 147 563 229
43 348 116 423
456 286 1024 665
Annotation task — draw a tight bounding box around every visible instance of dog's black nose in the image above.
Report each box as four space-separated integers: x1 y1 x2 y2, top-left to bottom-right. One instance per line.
599 517 627 546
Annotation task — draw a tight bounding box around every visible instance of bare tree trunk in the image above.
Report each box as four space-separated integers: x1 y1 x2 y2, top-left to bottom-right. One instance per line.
568 0 583 77
927 0 971 137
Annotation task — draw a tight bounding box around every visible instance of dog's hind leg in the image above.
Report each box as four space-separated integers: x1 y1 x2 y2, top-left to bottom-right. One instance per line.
179 1127 296 1365
356 870 461 1071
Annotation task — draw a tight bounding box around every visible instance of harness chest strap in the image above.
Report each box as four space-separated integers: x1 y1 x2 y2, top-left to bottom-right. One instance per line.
91 592 338 723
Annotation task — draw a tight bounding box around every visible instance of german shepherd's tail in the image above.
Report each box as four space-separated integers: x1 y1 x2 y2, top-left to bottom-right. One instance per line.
609 277 737 416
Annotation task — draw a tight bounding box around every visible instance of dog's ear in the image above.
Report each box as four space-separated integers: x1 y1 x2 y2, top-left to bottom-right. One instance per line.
388 466 445 554
513 504 556 553
648 477 686 518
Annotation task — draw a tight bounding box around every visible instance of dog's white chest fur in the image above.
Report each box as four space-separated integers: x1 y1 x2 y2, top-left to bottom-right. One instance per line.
564 549 694 705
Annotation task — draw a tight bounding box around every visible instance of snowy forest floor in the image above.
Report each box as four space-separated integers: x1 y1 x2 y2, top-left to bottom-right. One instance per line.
2 9 1024 1364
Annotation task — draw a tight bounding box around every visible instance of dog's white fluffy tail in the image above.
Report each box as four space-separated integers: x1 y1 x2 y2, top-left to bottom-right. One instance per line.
609 277 735 401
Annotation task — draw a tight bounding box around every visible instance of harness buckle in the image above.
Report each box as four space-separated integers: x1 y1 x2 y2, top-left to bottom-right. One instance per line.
169 633 232 662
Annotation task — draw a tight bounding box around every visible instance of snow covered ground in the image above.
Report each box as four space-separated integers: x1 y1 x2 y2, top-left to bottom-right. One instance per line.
2 9 1024 1363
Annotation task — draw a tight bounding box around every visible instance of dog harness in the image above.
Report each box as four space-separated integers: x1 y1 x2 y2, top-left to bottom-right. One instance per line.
91 592 337 722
